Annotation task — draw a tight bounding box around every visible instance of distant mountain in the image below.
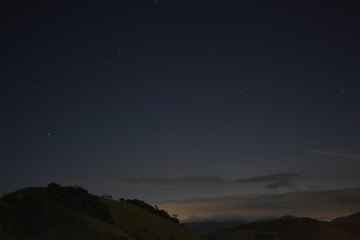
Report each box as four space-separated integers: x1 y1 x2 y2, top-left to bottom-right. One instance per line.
207 215 360 240
272 215 300 221
183 220 244 235
0 183 204 240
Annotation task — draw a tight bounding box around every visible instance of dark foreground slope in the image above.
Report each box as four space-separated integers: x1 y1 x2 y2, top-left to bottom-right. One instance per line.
207 215 360 240
0 184 203 240
332 211 360 236
183 221 244 235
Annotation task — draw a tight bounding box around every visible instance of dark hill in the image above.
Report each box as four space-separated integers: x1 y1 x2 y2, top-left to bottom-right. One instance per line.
0 187 120 240
183 220 244 235
207 216 360 240
332 211 360 236
0 184 203 240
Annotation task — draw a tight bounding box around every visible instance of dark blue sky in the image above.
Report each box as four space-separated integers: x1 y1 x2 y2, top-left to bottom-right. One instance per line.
2 1 360 205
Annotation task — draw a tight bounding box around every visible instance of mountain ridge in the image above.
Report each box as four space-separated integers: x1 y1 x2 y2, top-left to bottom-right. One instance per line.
206 213 360 240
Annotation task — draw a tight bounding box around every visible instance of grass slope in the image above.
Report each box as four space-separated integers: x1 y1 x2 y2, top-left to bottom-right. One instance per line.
102 198 204 240
72 210 135 240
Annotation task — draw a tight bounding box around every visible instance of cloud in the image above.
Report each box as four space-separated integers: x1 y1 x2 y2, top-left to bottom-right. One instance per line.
235 173 302 190
158 188 360 221
265 180 298 189
235 173 302 183
121 173 302 190
121 177 224 186
306 148 360 160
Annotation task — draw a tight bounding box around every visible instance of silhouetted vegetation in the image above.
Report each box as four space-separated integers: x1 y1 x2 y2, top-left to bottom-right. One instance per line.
101 193 113 199
0 188 114 239
46 183 114 224
124 199 180 224
0 184 203 240
2 193 17 206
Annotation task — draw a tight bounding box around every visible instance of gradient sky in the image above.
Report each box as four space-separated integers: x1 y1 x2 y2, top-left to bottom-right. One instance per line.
2 1 360 213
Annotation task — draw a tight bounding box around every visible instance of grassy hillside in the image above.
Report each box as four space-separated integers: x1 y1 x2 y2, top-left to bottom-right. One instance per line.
103 198 203 240
0 184 203 240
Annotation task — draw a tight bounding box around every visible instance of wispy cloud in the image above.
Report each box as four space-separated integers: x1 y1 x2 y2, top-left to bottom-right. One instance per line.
265 180 298 189
121 173 302 191
235 173 302 190
121 177 224 186
306 148 360 160
235 173 302 183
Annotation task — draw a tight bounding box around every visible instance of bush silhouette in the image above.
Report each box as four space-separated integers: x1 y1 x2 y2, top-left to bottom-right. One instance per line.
46 183 114 224
124 199 180 224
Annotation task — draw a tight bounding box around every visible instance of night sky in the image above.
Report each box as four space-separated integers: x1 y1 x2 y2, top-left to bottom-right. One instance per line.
2 1 360 219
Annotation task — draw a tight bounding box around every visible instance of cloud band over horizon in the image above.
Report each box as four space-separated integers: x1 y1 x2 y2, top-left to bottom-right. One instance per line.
158 188 360 222
306 148 360 160
120 173 303 190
